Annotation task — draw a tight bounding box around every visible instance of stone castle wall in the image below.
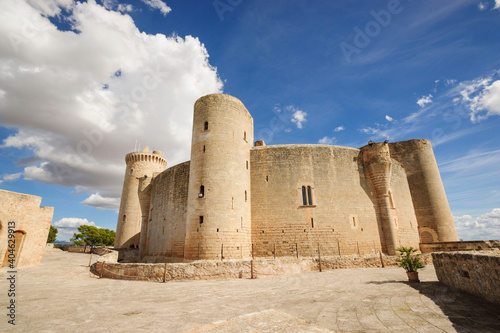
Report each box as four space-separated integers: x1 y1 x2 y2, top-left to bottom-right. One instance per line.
0 189 53 267
250 144 420 258
143 161 190 259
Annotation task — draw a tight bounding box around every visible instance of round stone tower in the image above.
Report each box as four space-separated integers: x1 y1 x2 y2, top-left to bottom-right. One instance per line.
184 94 253 260
361 142 398 255
114 147 167 249
388 139 458 242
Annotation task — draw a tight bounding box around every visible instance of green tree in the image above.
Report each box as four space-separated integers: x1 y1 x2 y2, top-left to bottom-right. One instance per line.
70 225 115 253
47 225 58 243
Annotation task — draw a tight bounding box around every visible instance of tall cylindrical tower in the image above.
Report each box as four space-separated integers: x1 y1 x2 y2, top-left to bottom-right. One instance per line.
114 147 167 249
361 142 398 255
184 94 253 260
389 139 458 242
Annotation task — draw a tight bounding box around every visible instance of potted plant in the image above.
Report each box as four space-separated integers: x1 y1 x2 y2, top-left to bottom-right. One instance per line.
396 246 424 282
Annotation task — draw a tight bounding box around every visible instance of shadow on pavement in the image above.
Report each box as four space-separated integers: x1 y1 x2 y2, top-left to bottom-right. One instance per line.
368 280 500 332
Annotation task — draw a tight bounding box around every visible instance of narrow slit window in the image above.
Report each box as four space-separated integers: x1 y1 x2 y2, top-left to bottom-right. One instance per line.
245 190 247 202
302 186 307 206
123 215 126 222
389 190 395 209
204 121 208 131
311 218 314 228
246 160 249 170
244 131 246 141
307 186 313 205
199 185 204 198
203 145 206 153
199 216 204 225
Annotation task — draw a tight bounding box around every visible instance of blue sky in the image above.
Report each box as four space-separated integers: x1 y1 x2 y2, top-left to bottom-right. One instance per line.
0 0 499 241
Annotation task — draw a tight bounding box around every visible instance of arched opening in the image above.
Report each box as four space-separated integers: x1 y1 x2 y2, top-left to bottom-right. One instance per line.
199 185 204 198
420 231 434 243
307 186 313 205
2 230 26 268
301 186 307 206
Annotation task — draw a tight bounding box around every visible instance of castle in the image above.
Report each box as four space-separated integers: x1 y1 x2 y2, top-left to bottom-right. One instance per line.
114 94 458 261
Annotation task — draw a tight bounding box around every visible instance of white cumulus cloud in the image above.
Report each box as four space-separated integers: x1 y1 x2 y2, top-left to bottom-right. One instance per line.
53 217 97 228
495 0 500 9
0 0 222 208
81 192 120 210
288 106 307 129
385 115 394 122
334 126 344 132
416 94 433 107
318 136 336 145
141 0 171 16
53 217 98 241
458 78 500 122
454 208 500 240
2 172 22 182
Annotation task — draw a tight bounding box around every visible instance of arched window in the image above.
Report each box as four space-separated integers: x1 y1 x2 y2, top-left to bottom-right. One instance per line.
199 185 204 198
204 121 208 131
302 186 313 206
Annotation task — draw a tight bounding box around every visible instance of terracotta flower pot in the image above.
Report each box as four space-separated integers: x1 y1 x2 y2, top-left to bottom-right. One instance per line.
406 271 420 282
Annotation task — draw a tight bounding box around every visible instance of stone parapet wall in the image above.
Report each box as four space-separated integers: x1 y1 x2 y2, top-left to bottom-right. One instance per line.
91 253 433 282
432 251 500 305
421 240 500 253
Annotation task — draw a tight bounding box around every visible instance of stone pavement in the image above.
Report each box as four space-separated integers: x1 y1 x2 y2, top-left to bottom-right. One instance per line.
1 250 500 332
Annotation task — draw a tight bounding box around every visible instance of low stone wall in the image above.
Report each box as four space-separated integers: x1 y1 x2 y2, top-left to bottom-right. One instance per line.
116 248 139 262
90 253 433 282
432 251 500 305
420 240 500 253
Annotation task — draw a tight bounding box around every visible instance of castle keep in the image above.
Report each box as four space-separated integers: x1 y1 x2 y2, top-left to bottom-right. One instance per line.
114 94 458 261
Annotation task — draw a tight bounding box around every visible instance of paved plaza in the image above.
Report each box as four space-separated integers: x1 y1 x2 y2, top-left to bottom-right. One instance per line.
1 250 499 332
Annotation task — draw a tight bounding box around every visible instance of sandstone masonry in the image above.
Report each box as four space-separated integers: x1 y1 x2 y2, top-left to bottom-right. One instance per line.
114 93 459 262
0 189 54 267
